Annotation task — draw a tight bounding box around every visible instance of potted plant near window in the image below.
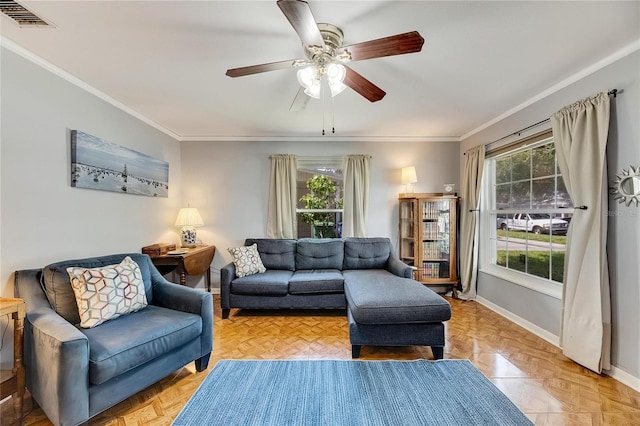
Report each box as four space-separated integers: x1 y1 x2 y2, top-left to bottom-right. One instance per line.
299 174 343 238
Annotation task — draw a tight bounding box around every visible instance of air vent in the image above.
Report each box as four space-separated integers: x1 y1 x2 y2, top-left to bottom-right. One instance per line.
0 0 51 27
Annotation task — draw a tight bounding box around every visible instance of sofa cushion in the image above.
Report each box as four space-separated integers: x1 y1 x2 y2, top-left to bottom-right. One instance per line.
289 269 344 294
343 270 451 325
41 253 153 325
295 238 344 270
80 305 202 385
67 256 148 328
231 270 292 296
228 244 267 278
343 237 392 270
245 239 296 271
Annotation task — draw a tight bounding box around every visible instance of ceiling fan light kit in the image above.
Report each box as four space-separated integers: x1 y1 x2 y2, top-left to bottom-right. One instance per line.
296 66 320 98
326 63 347 97
297 62 347 99
225 0 425 123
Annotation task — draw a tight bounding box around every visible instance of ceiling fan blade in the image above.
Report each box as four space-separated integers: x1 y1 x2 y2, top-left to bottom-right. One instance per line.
226 58 308 77
277 0 325 48
336 31 424 62
343 66 386 102
290 87 311 112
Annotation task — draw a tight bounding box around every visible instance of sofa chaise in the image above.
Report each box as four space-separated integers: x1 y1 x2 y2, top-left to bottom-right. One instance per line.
14 253 213 426
221 237 451 358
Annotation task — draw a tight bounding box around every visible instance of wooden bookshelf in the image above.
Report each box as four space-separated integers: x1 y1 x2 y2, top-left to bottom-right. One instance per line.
398 193 459 297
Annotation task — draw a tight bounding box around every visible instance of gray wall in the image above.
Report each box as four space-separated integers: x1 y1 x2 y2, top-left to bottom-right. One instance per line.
1 44 462 368
461 51 640 380
1 47 183 367
179 139 460 285
5 27 636 387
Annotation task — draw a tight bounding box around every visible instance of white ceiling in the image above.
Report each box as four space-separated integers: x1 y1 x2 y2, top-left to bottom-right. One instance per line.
2 1 639 141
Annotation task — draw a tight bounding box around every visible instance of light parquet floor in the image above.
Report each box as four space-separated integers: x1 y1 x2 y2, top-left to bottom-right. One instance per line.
9 295 640 426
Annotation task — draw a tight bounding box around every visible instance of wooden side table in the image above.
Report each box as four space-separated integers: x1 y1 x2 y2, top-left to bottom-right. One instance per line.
0 297 26 426
148 245 216 292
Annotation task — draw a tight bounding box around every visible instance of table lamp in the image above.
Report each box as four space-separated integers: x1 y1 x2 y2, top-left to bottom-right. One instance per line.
401 166 418 194
175 207 204 248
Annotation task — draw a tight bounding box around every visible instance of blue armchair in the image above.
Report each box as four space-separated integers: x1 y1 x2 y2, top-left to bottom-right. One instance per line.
14 253 213 426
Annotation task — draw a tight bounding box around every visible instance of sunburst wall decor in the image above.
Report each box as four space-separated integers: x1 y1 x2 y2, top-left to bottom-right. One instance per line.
611 165 640 207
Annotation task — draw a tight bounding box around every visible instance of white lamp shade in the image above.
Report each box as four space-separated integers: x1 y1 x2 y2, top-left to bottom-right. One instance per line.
296 67 316 88
304 80 321 99
328 80 347 97
326 63 346 81
297 67 321 99
401 166 418 185
175 207 204 227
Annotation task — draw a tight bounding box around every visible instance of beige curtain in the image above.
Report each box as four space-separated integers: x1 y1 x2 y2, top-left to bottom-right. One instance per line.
551 92 611 373
342 155 371 237
459 145 485 300
266 154 297 239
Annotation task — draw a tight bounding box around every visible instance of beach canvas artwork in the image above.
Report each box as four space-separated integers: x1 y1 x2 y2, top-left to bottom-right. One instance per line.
71 130 169 197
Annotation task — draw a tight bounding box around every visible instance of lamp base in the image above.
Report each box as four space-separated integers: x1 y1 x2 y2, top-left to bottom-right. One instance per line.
180 227 197 248
405 183 414 194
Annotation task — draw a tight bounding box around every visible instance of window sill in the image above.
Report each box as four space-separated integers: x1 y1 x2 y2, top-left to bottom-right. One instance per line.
479 264 563 300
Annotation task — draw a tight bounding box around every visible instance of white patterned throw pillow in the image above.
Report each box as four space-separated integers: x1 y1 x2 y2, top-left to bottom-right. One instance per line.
67 256 148 328
228 244 266 278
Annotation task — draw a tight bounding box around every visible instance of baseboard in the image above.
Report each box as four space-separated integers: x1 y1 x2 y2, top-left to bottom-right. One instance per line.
605 365 640 393
475 296 560 346
475 296 640 392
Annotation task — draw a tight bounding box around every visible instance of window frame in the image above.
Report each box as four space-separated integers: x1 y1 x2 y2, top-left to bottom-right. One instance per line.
295 156 344 238
478 132 567 300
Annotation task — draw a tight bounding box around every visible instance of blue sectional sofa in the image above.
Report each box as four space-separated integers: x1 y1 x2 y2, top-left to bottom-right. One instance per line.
14 253 213 426
221 237 452 358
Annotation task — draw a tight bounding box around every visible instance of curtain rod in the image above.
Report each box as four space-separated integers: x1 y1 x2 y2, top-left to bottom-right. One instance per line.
465 89 619 155
269 155 373 159
488 89 619 148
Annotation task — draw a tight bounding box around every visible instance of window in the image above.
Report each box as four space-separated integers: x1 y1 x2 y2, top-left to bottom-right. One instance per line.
296 157 343 238
480 131 571 298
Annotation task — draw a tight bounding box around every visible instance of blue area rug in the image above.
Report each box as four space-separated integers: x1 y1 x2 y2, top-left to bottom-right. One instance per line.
173 359 532 425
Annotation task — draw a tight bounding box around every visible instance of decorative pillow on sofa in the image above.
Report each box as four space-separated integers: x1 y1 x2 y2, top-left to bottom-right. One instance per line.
228 243 266 277
66 256 148 328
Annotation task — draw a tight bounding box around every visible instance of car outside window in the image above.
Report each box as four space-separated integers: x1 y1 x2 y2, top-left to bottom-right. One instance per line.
480 132 572 297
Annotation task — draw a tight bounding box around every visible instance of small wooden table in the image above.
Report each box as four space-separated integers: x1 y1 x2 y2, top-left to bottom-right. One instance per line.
149 245 216 292
0 297 26 426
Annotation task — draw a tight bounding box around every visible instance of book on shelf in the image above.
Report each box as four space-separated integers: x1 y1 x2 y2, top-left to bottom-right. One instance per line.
422 241 442 260
422 222 439 239
422 262 440 279
422 200 450 220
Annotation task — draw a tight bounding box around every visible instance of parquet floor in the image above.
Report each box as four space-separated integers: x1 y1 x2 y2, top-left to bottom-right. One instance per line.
8 295 640 425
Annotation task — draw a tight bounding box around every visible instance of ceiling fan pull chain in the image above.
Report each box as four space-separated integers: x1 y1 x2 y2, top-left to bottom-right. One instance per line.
331 93 336 134
322 80 326 135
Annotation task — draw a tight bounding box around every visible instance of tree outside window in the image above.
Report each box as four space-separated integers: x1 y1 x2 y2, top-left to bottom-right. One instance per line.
296 158 344 238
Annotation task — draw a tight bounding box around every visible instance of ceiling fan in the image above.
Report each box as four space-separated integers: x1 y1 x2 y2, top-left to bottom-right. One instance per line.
225 0 425 108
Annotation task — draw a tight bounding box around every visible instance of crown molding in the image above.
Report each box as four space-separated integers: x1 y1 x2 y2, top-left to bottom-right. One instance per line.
461 38 640 141
0 36 182 141
3 34 638 144
177 135 460 143
1 36 458 144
